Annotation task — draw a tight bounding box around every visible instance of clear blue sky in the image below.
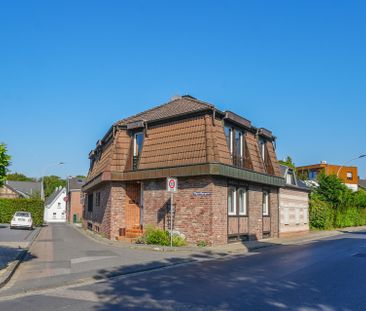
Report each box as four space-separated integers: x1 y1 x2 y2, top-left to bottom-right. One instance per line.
1 1 365 179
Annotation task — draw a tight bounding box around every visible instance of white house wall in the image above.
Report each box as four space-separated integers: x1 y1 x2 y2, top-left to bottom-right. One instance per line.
44 189 67 223
279 188 309 235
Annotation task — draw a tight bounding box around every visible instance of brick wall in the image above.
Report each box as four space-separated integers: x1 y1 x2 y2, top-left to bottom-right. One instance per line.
83 177 280 245
247 184 279 240
83 182 126 239
143 176 222 245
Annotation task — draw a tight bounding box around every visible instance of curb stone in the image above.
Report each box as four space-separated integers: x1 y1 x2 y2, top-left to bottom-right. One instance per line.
0 227 42 289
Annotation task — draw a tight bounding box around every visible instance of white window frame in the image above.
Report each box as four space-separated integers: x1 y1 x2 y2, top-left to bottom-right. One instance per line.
134 132 144 157
228 187 236 215
229 128 233 154
262 191 269 216
303 208 308 224
238 187 247 216
239 132 243 158
260 139 266 162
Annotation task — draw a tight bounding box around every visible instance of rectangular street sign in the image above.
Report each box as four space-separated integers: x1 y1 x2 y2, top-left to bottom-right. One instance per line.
167 177 178 192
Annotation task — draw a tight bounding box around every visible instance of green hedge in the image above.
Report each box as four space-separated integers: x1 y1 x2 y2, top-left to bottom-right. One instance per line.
310 196 366 230
0 198 44 226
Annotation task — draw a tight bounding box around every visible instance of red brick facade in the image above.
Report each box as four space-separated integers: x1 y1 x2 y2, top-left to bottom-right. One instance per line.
83 176 279 245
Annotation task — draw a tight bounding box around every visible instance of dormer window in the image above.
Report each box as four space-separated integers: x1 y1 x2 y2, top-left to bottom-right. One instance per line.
132 132 144 170
259 138 266 162
224 126 233 154
286 170 296 185
134 132 144 157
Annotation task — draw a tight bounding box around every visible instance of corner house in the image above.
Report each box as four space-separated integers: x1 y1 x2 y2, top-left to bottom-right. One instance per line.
82 96 285 245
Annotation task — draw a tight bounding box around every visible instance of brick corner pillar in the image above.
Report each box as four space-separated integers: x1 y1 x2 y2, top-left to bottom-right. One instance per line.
109 182 127 240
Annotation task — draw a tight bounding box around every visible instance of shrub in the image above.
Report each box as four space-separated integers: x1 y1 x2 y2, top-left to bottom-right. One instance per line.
334 207 366 228
197 240 207 247
0 198 44 226
139 225 186 247
309 195 334 229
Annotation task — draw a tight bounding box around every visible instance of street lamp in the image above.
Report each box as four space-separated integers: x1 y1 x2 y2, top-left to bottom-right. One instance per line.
41 162 65 200
336 155 366 177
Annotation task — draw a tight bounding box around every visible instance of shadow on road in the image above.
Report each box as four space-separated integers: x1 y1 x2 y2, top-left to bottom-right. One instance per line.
0 246 37 270
85 235 366 311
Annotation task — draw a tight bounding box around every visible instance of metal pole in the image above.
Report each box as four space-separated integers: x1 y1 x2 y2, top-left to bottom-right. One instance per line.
170 192 173 247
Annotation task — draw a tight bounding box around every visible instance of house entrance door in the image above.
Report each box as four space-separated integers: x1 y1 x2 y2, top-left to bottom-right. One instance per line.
125 183 141 228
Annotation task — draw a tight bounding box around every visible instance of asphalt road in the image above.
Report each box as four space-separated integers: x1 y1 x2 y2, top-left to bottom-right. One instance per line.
0 224 39 243
1 225 366 310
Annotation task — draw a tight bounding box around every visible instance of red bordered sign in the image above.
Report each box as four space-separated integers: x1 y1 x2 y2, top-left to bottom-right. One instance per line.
167 177 178 192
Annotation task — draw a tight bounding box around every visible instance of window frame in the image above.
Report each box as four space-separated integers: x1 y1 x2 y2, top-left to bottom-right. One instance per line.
133 132 144 157
259 138 266 162
225 126 233 154
227 186 237 216
262 190 269 216
346 171 353 180
87 193 94 212
95 192 101 207
238 187 247 216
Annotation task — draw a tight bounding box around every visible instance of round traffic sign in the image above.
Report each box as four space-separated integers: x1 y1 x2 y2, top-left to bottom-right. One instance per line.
169 179 176 189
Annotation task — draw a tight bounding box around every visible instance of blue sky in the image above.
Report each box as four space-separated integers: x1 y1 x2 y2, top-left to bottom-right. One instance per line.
1 1 365 178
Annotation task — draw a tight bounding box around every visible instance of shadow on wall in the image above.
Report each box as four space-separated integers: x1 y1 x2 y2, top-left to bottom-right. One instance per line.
84 237 366 310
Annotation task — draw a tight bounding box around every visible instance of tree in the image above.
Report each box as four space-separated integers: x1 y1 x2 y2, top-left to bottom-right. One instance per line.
314 174 353 209
278 156 296 171
43 175 66 198
0 143 11 187
7 172 35 182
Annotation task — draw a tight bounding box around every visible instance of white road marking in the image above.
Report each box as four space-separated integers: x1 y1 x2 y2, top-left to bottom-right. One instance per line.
43 288 101 303
70 256 116 264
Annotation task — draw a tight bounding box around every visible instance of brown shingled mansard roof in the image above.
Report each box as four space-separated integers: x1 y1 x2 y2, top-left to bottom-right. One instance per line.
115 95 216 126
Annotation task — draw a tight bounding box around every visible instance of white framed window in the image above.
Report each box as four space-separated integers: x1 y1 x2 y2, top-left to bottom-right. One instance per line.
235 131 244 158
286 172 296 185
225 126 233 154
134 132 144 157
346 172 353 180
228 187 236 215
238 188 247 215
303 208 308 224
262 191 269 216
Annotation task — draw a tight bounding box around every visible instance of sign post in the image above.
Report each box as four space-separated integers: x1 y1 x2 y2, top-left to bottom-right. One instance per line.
167 177 178 247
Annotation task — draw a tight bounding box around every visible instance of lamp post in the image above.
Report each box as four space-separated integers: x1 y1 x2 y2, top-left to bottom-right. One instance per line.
336 155 366 177
41 162 65 200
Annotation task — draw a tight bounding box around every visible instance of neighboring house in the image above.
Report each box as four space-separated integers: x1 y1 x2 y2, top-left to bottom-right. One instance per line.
279 165 310 236
66 177 85 223
0 181 42 198
297 161 359 192
82 95 285 246
43 187 67 223
359 179 366 190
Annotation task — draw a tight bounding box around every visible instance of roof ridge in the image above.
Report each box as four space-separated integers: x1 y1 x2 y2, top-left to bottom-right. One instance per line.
115 96 215 126
114 97 181 126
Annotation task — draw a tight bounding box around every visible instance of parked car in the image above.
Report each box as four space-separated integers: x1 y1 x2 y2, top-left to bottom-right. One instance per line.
10 211 33 230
